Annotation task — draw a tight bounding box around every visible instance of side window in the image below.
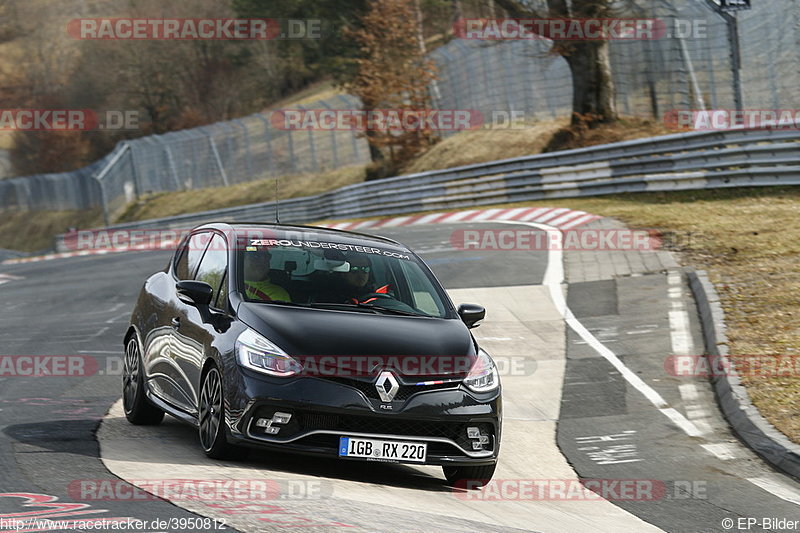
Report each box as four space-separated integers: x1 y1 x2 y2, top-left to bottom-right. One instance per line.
194 233 228 303
175 232 212 280
214 272 229 310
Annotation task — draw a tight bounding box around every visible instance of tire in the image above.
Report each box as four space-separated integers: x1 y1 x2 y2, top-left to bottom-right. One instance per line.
122 336 165 425
198 366 233 459
443 463 497 488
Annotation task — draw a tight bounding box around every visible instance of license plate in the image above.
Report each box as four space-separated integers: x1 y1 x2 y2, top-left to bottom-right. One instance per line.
339 437 427 463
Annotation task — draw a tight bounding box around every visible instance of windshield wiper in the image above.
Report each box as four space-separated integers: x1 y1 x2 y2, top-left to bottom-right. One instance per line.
306 302 381 314
256 300 424 317
354 303 425 317
260 300 311 308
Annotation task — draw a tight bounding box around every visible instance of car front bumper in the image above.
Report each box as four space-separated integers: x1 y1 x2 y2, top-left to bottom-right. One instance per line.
225 368 502 466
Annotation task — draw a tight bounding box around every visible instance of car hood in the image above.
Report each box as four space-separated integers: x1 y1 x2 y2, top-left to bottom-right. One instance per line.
237 303 477 378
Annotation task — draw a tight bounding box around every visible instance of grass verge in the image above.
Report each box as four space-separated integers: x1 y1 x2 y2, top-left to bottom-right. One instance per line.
115 165 366 223
0 208 103 252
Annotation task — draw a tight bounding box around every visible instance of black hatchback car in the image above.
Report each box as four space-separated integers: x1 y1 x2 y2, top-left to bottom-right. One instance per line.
123 223 501 484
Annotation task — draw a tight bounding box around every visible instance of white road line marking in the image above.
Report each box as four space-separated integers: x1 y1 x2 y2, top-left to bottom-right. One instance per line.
105 311 130 324
691 419 714 435
667 271 694 356
88 327 110 340
700 443 738 461
678 383 700 402
0 273 24 285
107 302 126 314
491 219 704 438
676 367 713 436
747 475 800 506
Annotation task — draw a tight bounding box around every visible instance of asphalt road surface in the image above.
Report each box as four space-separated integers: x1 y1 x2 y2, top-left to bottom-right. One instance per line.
0 221 798 532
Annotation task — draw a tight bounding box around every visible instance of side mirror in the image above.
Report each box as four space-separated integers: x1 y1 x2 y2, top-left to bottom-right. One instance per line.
176 280 213 307
458 303 485 329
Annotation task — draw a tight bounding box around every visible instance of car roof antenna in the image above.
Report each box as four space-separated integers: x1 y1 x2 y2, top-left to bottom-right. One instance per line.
274 177 280 223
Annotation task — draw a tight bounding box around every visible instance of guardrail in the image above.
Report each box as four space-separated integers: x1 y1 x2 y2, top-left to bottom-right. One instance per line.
54 127 800 251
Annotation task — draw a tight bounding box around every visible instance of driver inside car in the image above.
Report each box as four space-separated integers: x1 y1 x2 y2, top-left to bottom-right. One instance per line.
338 253 391 304
243 248 291 302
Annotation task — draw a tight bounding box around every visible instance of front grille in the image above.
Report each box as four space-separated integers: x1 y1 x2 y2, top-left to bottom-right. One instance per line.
323 376 459 401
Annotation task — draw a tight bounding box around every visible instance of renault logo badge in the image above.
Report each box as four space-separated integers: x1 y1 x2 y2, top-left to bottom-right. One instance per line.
375 371 399 402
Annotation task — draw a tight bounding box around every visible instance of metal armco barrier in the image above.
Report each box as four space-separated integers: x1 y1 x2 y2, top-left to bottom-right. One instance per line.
54 127 800 252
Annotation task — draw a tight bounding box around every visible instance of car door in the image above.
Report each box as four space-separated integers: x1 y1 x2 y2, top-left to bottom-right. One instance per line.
171 232 229 415
148 231 213 413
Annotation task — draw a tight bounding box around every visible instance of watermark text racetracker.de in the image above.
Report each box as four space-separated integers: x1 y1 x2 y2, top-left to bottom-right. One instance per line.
453 478 708 501
666 354 800 378
0 109 139 131
450 228 694 252
453 17 708 40
69 478 329 502
270 109 483 132
68 18 323 40
0 355 97 377
0 354 534 379
1 516 228 531
664 109 800 131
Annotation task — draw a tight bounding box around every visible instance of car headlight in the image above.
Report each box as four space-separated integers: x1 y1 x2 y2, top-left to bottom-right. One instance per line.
463 348 500 393
235 328 301 377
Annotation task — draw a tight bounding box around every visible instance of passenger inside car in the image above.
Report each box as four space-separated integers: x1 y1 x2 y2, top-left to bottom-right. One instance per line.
242 248 291 302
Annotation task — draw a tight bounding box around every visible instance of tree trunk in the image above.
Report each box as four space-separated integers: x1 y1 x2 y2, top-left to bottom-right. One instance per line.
493 0 618 126
451 0 463 21
562 40 617 125
365 127 384 162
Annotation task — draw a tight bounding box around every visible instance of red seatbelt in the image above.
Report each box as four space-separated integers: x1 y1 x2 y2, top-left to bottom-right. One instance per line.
248 286 273 301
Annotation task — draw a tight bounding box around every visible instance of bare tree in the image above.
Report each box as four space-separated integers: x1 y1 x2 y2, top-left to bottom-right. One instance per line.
345 0 439 173
494 0 618 125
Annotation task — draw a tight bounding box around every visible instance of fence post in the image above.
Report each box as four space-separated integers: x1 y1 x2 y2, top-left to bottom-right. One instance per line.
285 114 298 174
208 135 230 187
164 145 181 190
92 143 132 226
298 103 318 173
125 142 142 200
235 119 254 179
678 37 706 110
704 0 743 111
256 114 277 177
318 100 337 169
339 95 361 162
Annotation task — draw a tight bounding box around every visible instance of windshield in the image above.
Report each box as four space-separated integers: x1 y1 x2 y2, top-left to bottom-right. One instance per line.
236 238 452 318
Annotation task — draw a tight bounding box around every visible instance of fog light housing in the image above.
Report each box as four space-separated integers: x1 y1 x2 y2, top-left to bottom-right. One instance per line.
466 425 491 451
255 411 293 435
273 412 292 424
